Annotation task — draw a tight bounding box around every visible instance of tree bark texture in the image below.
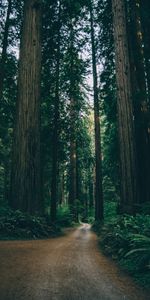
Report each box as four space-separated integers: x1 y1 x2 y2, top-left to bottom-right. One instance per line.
0 0 12 100
10 0 42 214
112 0 139 213
128 0 150 203
90 0 103 221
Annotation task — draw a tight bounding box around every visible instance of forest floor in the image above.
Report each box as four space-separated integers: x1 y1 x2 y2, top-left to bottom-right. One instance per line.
0 224 149 300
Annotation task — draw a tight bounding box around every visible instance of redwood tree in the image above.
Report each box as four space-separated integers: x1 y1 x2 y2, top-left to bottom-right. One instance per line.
112 0 139 213
50 0 61 222
128 0 150 204
10 0 42 214
68 23 77 219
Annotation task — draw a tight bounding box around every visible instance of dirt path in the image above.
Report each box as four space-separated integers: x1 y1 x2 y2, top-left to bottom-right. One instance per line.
0 224 149 300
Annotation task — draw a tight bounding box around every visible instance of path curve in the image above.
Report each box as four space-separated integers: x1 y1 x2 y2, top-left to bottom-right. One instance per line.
0 224 149 300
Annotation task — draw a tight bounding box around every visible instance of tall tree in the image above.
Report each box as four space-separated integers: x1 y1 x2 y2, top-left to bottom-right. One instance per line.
10 0 42 214
89 0 103 221
128 0 150 204
68 23 77 219
112 0 139 213
50 0 61 221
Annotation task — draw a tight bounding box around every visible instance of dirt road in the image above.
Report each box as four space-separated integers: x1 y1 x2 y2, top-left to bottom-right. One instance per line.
0 224 149 300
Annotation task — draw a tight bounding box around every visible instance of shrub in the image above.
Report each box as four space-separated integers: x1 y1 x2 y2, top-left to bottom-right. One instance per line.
56 205 73 227
96 214 150 288
0 208 61 239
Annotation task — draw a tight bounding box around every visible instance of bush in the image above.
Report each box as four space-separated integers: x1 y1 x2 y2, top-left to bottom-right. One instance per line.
104 200 118 222
96 214 150 288
0 208 61 239
56 205 73 227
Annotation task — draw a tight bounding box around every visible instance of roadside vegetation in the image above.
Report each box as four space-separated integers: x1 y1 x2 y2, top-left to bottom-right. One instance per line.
0 203 80 240
0 208 61 240
94 202 150 289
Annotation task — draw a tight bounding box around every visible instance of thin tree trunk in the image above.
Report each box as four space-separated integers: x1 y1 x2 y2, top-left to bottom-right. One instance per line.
88 170 94 210
0 0 12 100
76 143 80 202
89 0 103 221
69 117 77 218
112 0 139 213
50 0 61 222
59 167 65 205
10 0 42 214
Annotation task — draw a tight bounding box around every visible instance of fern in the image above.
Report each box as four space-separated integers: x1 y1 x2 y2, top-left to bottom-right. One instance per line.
97 214 150 288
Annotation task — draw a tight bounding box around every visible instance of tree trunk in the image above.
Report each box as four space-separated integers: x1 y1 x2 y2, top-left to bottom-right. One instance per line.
88 170 94 210
10 0 42 214
68 110 77 218
112 0 139 213
128 0 150 204
89 0 103 221
59 167 65 205
50 0 61 222
0 0 12 100
76 145 80 202
67 22 77 220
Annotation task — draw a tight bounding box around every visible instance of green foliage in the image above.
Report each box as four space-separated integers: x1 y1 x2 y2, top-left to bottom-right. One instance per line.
104 200 117 222
97 0 120 199
140 202 150 215
86 207 95 224
0 208 61 240
92 201 117 231
56 205 74 227
0 54 18 206
41 0 94 215
96 214 150 288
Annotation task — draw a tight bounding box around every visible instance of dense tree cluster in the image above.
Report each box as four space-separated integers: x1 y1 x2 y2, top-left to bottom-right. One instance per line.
0 0 150 223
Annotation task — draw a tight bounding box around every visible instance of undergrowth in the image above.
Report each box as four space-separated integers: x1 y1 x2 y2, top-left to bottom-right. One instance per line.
56 205 74 227
95 212 150 288
0 208 61 240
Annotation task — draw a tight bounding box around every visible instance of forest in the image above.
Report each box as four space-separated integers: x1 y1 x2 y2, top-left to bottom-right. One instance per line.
0 0 150 293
